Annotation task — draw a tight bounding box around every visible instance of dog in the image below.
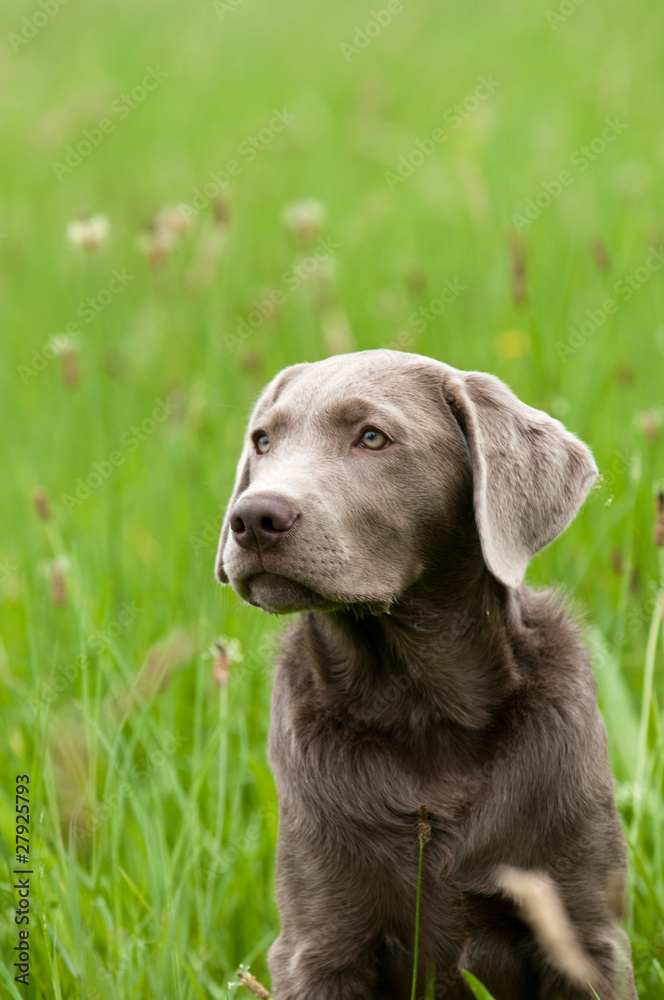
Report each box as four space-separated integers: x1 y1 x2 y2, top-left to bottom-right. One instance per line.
215 350 637 1000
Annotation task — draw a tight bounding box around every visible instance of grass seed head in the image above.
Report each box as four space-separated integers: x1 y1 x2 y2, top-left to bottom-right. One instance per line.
213 641 231 685
213 198 230 226
590 237 611 272
32 487 52 521
237 969 272 999
654 491 664 546
61 342 80 387
418 804 431 845
49 557 69 604
509 232 527 304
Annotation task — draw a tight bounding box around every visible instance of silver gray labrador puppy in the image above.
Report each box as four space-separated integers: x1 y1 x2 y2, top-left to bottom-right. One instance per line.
215 350 636 1000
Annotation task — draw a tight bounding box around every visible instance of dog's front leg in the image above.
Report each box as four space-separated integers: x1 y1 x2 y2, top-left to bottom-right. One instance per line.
267 836 385 1000
268 933 383 1000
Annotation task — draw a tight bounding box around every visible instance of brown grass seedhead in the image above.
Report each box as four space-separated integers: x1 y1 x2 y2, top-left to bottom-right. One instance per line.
240 350 263 372
404 266 427 296
213 641 231 686
417 804 431 845
509 232 527 305
61 343 80 387
654 491 664 547
32 487 52 522
51 566 67 604
615 363 635 385
237 970 272 999
213 197 230 227
591 237 611 273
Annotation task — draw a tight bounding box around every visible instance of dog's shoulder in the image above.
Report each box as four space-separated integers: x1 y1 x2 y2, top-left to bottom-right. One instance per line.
509 585 599 713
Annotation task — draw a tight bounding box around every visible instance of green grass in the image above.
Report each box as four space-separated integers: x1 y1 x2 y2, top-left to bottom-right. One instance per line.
1 0 663 995
463 970 498 999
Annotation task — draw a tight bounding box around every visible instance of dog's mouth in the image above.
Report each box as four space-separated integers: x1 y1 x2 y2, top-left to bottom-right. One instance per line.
238 572 344 614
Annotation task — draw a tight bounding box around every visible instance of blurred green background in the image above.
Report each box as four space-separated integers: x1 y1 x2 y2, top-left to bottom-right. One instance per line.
1 0 663 995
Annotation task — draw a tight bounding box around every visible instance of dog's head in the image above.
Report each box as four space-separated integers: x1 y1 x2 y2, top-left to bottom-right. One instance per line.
215 350 597 614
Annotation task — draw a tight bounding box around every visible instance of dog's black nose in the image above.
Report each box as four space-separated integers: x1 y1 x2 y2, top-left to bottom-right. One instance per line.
230 494 300 552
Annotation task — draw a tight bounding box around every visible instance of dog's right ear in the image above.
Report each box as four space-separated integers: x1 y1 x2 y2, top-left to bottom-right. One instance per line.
214 445 251 584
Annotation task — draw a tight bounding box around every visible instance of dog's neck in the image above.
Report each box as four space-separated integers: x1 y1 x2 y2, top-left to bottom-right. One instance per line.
304 556 523 734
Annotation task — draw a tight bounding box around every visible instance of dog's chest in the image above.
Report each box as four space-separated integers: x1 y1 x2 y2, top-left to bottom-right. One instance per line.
269 685 481 867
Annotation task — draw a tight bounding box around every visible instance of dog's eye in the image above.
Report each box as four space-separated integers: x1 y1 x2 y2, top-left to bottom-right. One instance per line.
358 428 389 450
253 432 270 454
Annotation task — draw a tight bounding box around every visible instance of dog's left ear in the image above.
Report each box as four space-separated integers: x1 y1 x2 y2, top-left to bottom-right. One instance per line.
441 369 598 588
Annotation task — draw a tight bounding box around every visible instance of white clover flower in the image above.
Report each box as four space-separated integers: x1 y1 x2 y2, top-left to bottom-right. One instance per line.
66 214 110 250
633 408 663 440
156 204 192 239
206 634 243 664
48 332 79 355
137 205 192 264
282 198 326 241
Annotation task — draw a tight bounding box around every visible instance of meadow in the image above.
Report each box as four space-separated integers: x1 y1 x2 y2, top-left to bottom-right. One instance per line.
0 0 663 995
